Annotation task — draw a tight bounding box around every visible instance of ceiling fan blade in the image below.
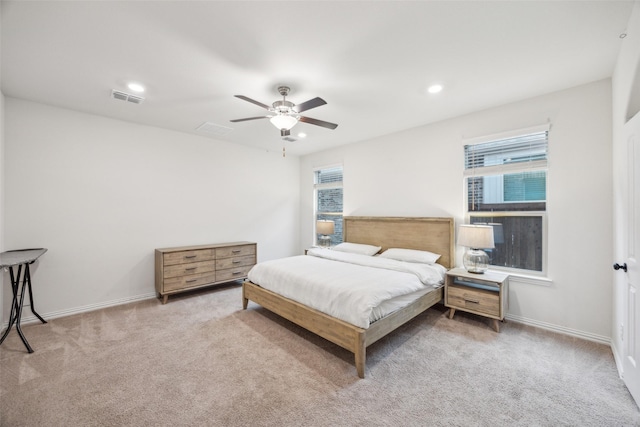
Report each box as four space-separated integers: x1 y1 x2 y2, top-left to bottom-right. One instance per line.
293 97 327 113
299 116 338 130
234 95 271 110
230 116 270 123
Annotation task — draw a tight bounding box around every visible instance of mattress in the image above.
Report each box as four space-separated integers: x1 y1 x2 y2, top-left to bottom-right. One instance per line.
247 248 445 328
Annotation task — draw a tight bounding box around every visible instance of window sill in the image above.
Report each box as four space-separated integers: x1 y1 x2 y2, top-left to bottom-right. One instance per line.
506 273 553 287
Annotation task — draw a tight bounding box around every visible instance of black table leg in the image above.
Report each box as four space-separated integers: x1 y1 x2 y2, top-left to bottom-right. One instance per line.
0 263 46 353
0 266 21 346
25 262 47 324
13 266 34 353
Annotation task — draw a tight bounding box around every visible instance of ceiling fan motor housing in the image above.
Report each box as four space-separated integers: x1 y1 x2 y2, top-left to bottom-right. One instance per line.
277 86 291 97
272 100 295 115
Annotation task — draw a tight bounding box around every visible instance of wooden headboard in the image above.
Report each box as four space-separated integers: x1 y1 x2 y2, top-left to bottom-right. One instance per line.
343 216 455 269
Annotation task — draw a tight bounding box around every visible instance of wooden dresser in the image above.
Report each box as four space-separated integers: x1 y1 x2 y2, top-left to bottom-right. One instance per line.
155 241 256 304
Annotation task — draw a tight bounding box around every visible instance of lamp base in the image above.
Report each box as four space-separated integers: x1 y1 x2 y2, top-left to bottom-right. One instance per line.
463 248 489 274
318 235 331 248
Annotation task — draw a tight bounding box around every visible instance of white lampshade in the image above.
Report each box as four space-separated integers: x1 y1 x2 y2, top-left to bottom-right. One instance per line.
458 224 494 274
458 224 495 249
316 220 335 235
270 114 298 130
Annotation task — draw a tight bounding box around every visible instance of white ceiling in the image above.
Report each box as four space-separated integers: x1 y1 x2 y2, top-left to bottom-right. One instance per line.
1 1 634 156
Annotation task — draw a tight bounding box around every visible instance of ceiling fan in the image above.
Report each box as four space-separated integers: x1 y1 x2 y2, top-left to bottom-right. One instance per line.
230 86 338 137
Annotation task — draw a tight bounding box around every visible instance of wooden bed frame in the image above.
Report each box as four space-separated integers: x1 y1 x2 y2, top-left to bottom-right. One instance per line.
242 216 454 378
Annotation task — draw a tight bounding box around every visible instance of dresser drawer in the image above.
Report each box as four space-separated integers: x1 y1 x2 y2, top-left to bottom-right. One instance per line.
163 272 217 292
447 285 499 317
216 244 255 259
163 249 215 266
215 255 255 270
163 260 216 279
216 265 253 282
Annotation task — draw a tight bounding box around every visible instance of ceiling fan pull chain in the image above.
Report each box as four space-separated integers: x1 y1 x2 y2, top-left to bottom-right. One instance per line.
282 145 286 157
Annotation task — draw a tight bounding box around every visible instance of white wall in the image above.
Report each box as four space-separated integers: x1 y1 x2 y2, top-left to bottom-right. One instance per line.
3 98 300 320
612 1 640 370
301 80 613 341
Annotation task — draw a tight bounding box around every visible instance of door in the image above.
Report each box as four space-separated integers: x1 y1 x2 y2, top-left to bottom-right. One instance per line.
621 111 640 404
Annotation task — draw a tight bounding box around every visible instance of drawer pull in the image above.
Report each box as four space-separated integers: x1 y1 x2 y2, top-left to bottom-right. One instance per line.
232 249 242 253
184 255 197 259
464 298 480 304
232 271 242 275
184 267 197 271
232 260 241 264
186 279 198 283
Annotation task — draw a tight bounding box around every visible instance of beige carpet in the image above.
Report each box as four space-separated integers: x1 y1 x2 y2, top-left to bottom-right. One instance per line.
1 283 639 426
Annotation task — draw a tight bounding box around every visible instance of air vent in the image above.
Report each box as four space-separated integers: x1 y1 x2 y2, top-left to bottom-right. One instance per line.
196 121 234 137
282 136 296 142
111 90 145 104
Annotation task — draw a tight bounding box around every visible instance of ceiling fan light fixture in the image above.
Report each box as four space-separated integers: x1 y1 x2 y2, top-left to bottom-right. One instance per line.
270 114 298 130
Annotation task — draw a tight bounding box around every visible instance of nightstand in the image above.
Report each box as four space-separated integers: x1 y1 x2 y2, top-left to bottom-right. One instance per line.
445 267 509 332
305 246 331 255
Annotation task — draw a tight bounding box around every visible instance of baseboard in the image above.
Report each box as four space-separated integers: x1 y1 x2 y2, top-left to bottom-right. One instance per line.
611 340 625 378
505 313 611 345
1 292 158 328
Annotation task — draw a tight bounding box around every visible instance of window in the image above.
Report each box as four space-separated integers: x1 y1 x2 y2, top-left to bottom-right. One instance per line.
464 126 548 273
314 165 343 246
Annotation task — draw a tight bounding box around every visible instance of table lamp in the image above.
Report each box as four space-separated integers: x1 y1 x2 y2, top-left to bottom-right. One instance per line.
316 220 335 247
458 224 495 274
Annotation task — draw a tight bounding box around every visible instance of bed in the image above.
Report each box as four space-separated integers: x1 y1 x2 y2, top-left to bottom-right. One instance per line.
242 216 454 378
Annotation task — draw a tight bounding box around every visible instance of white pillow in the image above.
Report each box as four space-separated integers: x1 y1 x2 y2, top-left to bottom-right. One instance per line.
378 248 441 264
332 242 381 256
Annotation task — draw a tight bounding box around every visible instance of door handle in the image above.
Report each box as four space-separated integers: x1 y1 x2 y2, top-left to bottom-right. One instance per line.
614 263 628 272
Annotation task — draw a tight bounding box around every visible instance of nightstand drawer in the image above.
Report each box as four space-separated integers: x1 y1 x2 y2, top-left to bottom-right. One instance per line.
447 285 499 317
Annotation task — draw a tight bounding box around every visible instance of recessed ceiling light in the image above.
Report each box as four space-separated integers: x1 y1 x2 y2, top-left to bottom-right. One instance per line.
297 132 307 138
127 83 145 93
427 84 443 94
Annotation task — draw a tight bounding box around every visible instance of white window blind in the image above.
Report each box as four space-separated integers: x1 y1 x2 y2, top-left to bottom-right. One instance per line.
464 130 549 178
314 166 343 189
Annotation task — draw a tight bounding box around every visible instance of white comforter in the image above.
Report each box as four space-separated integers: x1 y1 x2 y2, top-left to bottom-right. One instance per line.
247 248 446 328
